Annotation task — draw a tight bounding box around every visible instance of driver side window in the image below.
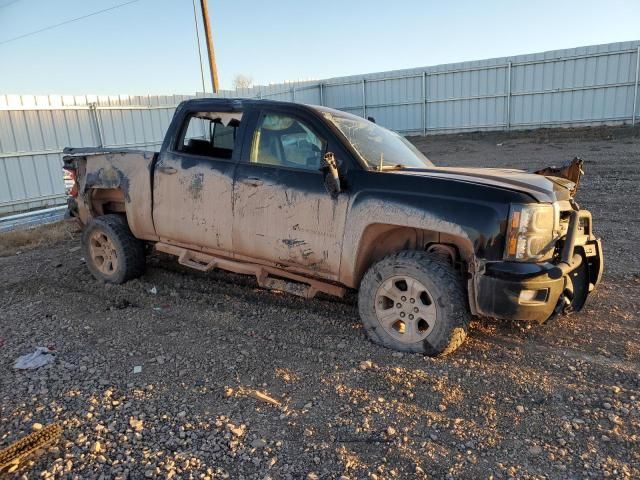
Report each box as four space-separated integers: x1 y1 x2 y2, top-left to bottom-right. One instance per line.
250 113 325 171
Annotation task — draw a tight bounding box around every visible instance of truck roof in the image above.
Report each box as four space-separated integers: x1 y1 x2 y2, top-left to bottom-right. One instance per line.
180 97 313 112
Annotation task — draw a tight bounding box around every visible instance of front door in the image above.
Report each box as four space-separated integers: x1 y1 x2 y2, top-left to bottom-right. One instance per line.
153 110 241 253
232 109 349 280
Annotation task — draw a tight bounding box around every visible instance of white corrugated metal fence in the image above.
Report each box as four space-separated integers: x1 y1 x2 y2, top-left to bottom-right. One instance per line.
0 95 192 213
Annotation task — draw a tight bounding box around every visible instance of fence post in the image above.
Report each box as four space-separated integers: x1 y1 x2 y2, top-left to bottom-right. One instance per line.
319 83 324 106
632 46 639 126
362 79 366 118
422 72 427 136
506 62 512 131
89 103 103 148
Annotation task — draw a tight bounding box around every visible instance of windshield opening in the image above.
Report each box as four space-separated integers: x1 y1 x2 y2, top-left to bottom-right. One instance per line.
316 108 434 170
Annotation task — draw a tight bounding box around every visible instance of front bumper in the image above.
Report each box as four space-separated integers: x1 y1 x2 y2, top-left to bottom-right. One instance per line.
473 209 603 323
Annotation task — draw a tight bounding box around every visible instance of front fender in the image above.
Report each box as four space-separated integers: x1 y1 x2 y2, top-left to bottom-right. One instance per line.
339 190 508 287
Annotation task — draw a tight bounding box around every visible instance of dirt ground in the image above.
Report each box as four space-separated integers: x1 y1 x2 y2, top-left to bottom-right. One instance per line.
0 126 638 479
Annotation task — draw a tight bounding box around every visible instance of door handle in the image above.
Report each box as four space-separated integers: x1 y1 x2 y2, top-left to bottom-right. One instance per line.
158 165 177 175
240 177 263 187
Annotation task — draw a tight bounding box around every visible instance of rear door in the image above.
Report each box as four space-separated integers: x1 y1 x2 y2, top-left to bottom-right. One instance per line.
232 107 349 280
152 109 244 252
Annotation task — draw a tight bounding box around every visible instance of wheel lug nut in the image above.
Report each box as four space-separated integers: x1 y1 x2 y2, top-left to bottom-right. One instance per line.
401 296 407 301
409 314 414 320
410 298 415 303
396 303 402 309
414 307 419 313
400 312 405 318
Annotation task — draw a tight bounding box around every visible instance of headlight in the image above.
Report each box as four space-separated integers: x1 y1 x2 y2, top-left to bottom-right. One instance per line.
504 203 555 261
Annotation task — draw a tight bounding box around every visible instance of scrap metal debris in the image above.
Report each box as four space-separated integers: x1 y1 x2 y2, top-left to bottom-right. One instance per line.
0 423 62 473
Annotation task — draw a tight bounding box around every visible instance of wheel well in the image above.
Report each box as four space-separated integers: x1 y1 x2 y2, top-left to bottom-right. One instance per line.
89 188 126 216
353 224 472 286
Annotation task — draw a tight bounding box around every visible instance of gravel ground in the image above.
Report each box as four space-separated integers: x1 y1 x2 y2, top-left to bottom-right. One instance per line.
1 126 638 479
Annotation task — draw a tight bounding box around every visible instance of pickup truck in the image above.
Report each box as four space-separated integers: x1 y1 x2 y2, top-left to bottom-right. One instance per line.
63 98 603 356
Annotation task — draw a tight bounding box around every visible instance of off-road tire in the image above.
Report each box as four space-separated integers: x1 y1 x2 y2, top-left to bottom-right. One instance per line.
358 250 470 356
82 214 145 284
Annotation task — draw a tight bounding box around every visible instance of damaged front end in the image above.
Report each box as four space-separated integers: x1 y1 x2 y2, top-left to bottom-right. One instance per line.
533 156 603 313
472 156 603 323
534 156 584 197
548 208 603 315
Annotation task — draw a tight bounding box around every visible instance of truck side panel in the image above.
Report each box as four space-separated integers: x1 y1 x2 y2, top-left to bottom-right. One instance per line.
338 170 532 288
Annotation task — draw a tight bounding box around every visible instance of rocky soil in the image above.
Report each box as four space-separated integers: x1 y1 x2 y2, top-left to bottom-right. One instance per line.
0 126 638 479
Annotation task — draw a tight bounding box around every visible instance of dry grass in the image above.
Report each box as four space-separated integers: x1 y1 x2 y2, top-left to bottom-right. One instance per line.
0 221 79 257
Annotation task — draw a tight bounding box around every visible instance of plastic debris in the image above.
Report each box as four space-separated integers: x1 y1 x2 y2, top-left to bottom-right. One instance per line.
14 347 55 370
133 366 142 374
150 286 158 295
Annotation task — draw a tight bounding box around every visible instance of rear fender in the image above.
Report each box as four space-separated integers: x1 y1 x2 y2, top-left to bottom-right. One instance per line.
66 151 158 241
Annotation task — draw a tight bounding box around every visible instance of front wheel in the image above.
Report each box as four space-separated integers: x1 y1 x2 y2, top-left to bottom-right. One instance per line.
358 250 470 356
82 214 145 284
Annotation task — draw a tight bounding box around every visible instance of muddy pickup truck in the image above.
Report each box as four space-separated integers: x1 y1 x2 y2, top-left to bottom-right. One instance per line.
63 98 603 356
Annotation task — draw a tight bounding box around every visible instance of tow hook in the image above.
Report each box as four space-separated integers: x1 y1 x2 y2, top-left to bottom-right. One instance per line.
551 289 573 320
553 288 574 316
560 291 574 315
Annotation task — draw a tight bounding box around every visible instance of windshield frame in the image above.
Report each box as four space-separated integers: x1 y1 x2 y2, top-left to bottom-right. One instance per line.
311 105 434 171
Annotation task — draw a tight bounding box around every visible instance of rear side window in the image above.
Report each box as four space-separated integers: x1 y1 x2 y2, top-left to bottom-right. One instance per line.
212 123 235 149
177 112 242 160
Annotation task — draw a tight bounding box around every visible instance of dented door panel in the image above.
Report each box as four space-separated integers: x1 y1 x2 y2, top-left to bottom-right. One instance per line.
152 151 236 252
233 164 348 279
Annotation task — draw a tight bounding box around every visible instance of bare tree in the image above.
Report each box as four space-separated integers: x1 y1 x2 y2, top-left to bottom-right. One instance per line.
232 74 254 90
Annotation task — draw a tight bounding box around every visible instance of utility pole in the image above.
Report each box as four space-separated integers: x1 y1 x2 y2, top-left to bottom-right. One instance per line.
199 0 219 93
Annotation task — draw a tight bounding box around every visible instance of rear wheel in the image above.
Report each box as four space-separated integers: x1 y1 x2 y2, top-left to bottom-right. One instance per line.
358 250 470 356
82 214 145 284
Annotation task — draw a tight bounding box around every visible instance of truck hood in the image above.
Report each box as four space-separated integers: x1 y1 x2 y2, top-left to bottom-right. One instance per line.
389 166 574 202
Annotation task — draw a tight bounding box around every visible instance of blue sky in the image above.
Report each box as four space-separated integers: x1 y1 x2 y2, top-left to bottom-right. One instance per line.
0 0 639 95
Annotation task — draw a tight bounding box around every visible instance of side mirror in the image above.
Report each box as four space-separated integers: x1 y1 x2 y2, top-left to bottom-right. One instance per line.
321 152 341 197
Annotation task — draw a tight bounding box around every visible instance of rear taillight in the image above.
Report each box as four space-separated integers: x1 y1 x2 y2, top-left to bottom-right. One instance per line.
63 168 78 198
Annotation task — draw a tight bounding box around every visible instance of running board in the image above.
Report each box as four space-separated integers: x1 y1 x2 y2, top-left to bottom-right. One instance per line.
155 242 345 299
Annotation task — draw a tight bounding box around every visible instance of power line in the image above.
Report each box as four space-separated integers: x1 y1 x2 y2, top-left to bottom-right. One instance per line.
0 0 22 9
0 0 142 47
192 0 206 94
